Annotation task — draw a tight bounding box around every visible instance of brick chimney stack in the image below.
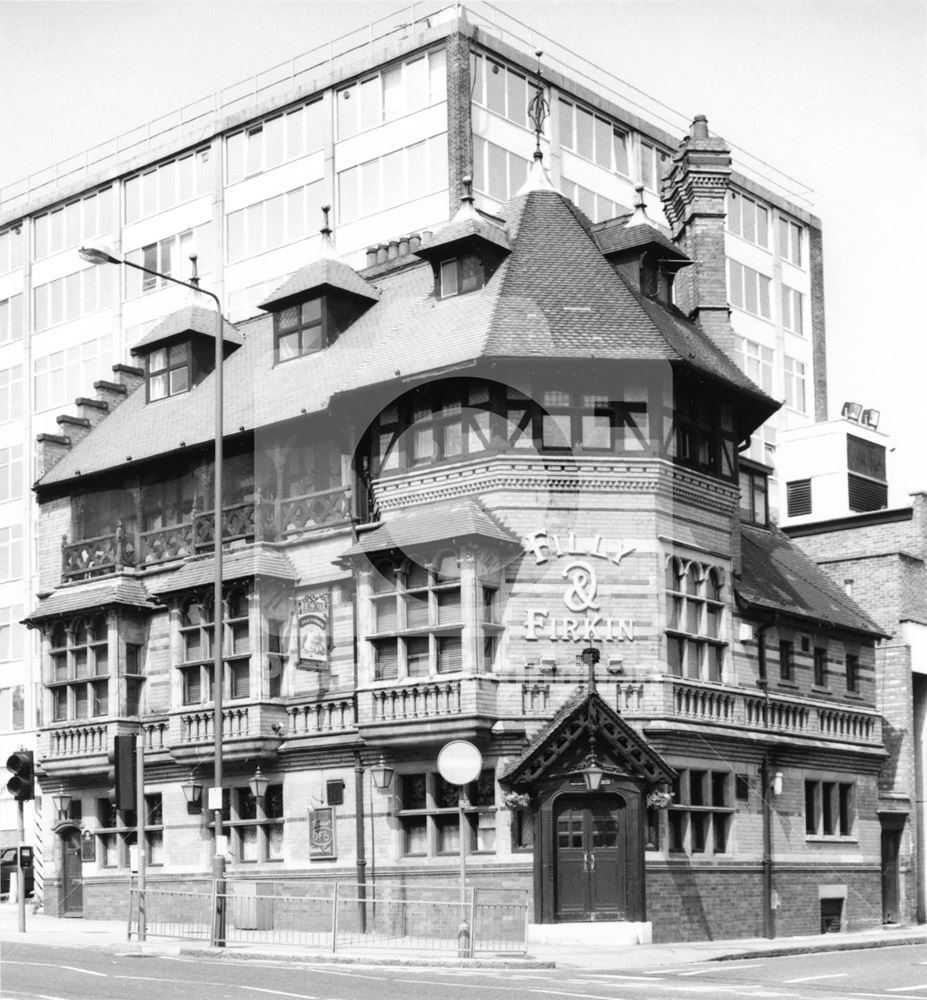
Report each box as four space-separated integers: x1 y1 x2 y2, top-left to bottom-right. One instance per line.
661 115 735 357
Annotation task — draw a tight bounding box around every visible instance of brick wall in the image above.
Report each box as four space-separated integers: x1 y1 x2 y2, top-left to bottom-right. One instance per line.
445 32 472 217
808 223 828 422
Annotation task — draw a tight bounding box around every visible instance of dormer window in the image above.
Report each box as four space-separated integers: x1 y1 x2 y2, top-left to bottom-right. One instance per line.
148 343 191 401
739 460 770 526
439 254 483 298
275 298 326 362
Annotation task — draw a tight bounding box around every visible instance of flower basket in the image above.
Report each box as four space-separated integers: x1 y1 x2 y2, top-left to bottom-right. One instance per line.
502 791 532 811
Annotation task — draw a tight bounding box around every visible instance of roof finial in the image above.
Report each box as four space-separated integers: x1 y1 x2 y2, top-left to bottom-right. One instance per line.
461 174 474 206
624 185 654 228
319 204 335 258
527 50 549 163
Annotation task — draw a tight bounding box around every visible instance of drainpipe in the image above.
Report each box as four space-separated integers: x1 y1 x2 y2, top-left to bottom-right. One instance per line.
755 619 776 939
354 751 367 933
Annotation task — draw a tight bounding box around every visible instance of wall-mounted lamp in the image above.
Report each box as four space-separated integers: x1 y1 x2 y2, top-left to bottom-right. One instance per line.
52 791 72 820
771 771 783 796
249 766 269 801
370 755 394 790
181 774 204 813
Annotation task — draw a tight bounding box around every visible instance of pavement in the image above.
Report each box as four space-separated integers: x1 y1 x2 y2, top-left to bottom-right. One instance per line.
2 903 927 969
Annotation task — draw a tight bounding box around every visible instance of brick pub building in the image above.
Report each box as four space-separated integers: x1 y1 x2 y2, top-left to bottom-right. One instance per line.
22 94 895 944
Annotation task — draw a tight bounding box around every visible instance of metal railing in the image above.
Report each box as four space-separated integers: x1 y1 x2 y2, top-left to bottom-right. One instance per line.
1 0 812 215
128 879 529 955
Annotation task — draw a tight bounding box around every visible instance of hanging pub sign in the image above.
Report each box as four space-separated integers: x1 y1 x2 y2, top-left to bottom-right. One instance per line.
308 806 336 858
520 528 638 644
297 591 330 669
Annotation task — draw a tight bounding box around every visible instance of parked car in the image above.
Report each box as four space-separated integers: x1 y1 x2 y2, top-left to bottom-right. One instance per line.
0 846 34 898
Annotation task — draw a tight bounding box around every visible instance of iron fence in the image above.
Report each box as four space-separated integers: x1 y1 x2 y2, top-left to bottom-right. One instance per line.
128 879 528 955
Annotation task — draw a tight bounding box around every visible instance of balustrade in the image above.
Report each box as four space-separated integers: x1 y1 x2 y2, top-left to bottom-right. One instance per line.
673 683 736 723
372 680 462 721
180 706 250 743
287 699 355 734
61 486 352 581
48 724 109 756
521 682 550 714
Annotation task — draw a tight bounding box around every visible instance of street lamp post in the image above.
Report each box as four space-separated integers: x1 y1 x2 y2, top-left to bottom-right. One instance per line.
78 242 228 947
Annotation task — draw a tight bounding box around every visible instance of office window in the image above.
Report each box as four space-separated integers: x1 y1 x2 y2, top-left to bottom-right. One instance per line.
557 98 631 176
124 149 211 224
813 647 828 687
226 181 323 263
668 769 732 855
0 524 23 582
805 780 854 838
472 136 529 203
337 47 446 139
0 446 23 503
559 176 621 223
338 134 447 224
0 228 23 274
781 285 804 335
213 784 284 862
33 187 115 261
665 558 725 682
125 225 212 298
147 343 191 401
0 294 23 345
0 365 23 423
727 191 769 248
275 298 325 361
640 141 670 192
779 217 803 266
226 99 324 183
735 337 774 394
179 587 250 706
33 268 116 331
0 685 25 731
0 605 24 663
846 653 859 693
728 259 771 319
33 335 113 413
472 53 529 128
48 615 109 720
397 770 496 857
786 478 812 517
783 355 807 412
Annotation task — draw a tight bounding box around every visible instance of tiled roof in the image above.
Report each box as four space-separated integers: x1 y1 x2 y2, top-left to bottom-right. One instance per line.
151 545 299 594
131 304 243 353
24 576 159 623
498 687 587 782
593 219 686 258
339 498 519 560
260 258 379 310
736 525 888 637
415 211 511 259
37 184 777 490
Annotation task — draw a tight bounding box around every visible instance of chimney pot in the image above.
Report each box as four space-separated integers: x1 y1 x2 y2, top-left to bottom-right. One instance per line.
366 246 378 268
399 235 410 256
388 240 399 261
691 115 709 140
376 244 388 265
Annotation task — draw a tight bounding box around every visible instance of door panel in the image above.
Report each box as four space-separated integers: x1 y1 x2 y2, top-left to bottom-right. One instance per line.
554 794 626 921
61 829 83 915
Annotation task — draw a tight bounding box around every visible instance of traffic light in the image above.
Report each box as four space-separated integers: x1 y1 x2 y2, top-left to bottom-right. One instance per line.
6 750 34 801
108 735 136 812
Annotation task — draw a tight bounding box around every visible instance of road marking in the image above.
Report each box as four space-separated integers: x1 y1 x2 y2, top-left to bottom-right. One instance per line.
587 973 667 980
784 973 848 983
888 987 927 993
677 964 765 975
3 962 107 978
237 989 318 999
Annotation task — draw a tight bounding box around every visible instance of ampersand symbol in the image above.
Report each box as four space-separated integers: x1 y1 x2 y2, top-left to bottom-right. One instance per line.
561 560 600 612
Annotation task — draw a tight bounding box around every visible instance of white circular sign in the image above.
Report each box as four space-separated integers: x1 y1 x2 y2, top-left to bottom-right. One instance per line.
437 740 483 786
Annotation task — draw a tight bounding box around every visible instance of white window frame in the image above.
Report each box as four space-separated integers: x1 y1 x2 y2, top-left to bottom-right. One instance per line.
783 355 807 412
728 259 772 320
226 99 325 184
727 191 770 249
124 149 211 224
781 284 804 335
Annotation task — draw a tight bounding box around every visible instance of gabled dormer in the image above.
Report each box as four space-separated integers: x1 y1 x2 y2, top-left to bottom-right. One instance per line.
414 179 510 299
594 186 692 306
260 211 379 363
130 304 243 402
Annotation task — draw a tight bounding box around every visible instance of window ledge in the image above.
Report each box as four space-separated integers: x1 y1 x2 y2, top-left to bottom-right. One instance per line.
810 685 832 696
805 835 858 844
776 679 799 690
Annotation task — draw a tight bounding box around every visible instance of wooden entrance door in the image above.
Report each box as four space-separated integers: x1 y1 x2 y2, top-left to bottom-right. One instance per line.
881 827 901 923
554 794 626 921
61 828 83 915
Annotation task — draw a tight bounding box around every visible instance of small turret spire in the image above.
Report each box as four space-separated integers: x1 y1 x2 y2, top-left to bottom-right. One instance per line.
526 50 549 163
624 185 654 228
319 205 335 258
